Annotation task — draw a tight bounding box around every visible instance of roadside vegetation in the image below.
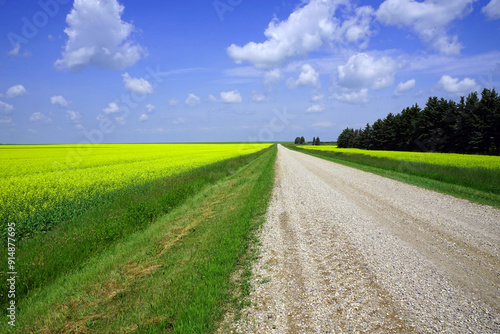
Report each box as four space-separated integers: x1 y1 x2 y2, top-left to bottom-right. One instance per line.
287 144 500 208
1 144 275 333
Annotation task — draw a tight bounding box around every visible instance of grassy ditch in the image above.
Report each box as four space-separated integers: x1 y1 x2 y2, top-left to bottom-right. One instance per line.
0 146 274 316
287 144 500 208
3 145 276 333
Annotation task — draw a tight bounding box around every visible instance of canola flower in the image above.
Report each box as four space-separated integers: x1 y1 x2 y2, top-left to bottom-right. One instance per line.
298 145 500 170
1 143 271 237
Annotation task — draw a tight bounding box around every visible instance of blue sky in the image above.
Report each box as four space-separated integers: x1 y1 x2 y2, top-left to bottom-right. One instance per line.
1 0 499 144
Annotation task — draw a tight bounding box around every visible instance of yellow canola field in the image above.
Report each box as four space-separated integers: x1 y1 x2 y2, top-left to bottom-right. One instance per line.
1 143 271 234
298 145 500 170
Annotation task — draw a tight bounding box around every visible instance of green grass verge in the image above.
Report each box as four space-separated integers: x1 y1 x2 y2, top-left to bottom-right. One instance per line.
2 145 276 333
0 146 273 315
286 144 500 208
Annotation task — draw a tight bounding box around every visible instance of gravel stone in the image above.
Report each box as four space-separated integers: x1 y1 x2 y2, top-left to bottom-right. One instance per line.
229 145 500 333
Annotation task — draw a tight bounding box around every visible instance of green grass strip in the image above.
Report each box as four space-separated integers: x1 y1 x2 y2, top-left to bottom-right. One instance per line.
4 145 276 333
287 145 500 208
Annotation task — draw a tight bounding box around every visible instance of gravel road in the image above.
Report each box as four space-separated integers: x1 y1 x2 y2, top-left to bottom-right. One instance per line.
231 144 500 333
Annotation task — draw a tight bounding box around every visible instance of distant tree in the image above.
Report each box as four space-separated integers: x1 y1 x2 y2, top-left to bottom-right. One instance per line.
294 137 300 144
312 137 316 145
316 137 321 145
300 136 305 144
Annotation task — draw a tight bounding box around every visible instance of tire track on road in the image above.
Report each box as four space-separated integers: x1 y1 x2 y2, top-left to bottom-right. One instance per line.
232 145 500 333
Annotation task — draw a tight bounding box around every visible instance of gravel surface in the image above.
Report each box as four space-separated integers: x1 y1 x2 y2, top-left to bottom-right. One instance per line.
230 144 500 333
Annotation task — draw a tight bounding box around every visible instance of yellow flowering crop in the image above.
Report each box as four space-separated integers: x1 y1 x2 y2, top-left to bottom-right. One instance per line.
1 143 271 237
299 145 500 170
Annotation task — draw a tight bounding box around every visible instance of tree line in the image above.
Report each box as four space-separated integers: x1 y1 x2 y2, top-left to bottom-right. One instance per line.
337 88 500 155
294 136 321 145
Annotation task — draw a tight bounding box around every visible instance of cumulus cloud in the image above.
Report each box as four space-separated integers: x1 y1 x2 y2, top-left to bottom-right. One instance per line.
220 90 242 103
51 95 70 108
55 0 145 70
5 85 27 98
287 64 320 88
185 93 201 107
264 69 282 89
393 79 416 96
139 113 148 122
227 0 374 68
66 110 82 123
376 0 474 55
0 100 14 112
173 117 186 125
333 88 369 104
168 99 179 107
438 75 480 94
29 112 52 124
306 104 325 113
122 73 153 95
311 94 324 102
145 104 155 113
103 102 120 114
483 0 500 20
0 100 14 123
251 91 270 102
338 53 397 90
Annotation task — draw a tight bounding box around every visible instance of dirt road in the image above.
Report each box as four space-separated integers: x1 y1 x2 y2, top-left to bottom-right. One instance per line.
233 145 500 333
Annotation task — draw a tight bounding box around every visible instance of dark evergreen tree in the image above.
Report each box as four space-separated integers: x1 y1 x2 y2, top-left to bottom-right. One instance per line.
335 88 499 155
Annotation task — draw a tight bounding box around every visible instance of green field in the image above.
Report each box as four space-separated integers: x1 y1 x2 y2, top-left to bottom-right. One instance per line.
291 144 500 207
1 143 275 333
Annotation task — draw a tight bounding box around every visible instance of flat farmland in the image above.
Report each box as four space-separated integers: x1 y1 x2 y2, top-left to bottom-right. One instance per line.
1 143 271 238
1 143 275 333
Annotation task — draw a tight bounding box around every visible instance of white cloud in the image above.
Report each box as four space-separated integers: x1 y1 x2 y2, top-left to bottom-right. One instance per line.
122 73 153 95
29 112 52 124
311 94 324 102
5 85 28 98
185 93 201 107
287 64 320 88
338 53 397 90
7 44 20 56
66 110 82 123
145 104 155 113
306 104 325 113
220 90 242 103
115 116 126 125
139 113 148 122
438 75 480 95
55 0 144 70
173 117 186 125
0 100 14 124
227 0 374 68
333 88 369 104
264 69 282 90
51 95 70 108
208 94 218 102
168 99 179 107
393 79 416 96
376 0 474 55
0 100 14 112
251 91 270 102
103 102 120 114
483 0 500 20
